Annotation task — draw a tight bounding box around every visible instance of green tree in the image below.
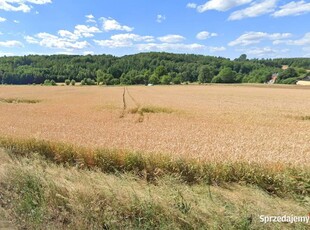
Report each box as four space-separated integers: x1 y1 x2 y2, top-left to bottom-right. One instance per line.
198 65 213 83
278 67 298 80
149 74 160 85
216 67 236 83
160 75 172 85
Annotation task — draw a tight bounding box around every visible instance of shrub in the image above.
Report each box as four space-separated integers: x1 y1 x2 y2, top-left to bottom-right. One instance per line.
65 79 70 85
50 80 56 86
71 79 76 86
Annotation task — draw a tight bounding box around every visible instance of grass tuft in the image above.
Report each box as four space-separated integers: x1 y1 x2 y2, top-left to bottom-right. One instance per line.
129 105 175 114
0 98 41 104
300 115 310 121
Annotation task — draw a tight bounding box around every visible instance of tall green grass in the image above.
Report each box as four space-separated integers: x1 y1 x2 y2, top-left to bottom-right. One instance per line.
0 136 309 198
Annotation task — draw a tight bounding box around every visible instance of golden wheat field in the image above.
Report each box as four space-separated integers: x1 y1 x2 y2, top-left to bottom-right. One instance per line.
0 84 309 166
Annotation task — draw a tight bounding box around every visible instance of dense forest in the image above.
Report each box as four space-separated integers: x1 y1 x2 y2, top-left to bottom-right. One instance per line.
0 52 309 85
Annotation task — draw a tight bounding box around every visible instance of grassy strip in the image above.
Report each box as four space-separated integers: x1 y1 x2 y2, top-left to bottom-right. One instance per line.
1 150 308 229
0 136 309 198
0 98 41 104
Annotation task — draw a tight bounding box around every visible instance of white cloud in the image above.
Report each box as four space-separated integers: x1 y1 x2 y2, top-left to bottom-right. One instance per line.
209 46 226 52
272 1 310 17
0 17 6 22
196 0 252 13
156 14 166 23
229 32 292 46
0 40 23 47
94 33 155 48
26 0 52 4
239 46 289 57
58 30 80 41
101 17 133 32
25 32 89 51
273 33 310 46
196 31 218 40
158 34 185 43
85 14 96 23
111 33 154 42
74 25 101 38
0 0 51 13
13 20 19 23
228 0 277 20
247 47 276 55
94 39 130 48
136 43 225 53
24 35 39 44
186 3 197 9
137 43 205 52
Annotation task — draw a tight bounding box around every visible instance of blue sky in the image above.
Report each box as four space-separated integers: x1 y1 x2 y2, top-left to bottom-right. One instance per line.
0 0 309 59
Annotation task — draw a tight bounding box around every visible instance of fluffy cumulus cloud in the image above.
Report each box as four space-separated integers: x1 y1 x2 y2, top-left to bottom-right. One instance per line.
85 14 96 23
157 35 185 43
94 33 154 48
25 32 89 51
0 40 23 47
101 17 133 32
237 46 289 57
191 0 310 20
196 0 252 13
74 25 101 38
0 16 6 22
228 32 292 46
196 31 218 40
0 0 52 13
228 0 277 20
273 33 310 46
272 1 310 17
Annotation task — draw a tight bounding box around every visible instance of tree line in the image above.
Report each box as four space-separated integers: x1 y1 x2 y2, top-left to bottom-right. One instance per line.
0 52 309 85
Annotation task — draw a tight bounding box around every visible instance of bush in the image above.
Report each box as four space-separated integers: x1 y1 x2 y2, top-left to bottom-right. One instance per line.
280 77 298 84
50 80 56 86
65 79 70 85
43 79 56 86
71 80 76 86
43 79 50 85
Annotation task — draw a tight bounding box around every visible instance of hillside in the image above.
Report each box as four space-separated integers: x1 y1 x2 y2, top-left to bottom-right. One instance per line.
0 53 309 85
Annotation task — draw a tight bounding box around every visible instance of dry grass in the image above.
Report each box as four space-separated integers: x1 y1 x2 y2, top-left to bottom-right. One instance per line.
0 85 309 166
0 137 309 198
0 149 309 230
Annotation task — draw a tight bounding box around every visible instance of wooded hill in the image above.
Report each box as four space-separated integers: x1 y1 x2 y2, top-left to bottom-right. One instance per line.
0 52 309 85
